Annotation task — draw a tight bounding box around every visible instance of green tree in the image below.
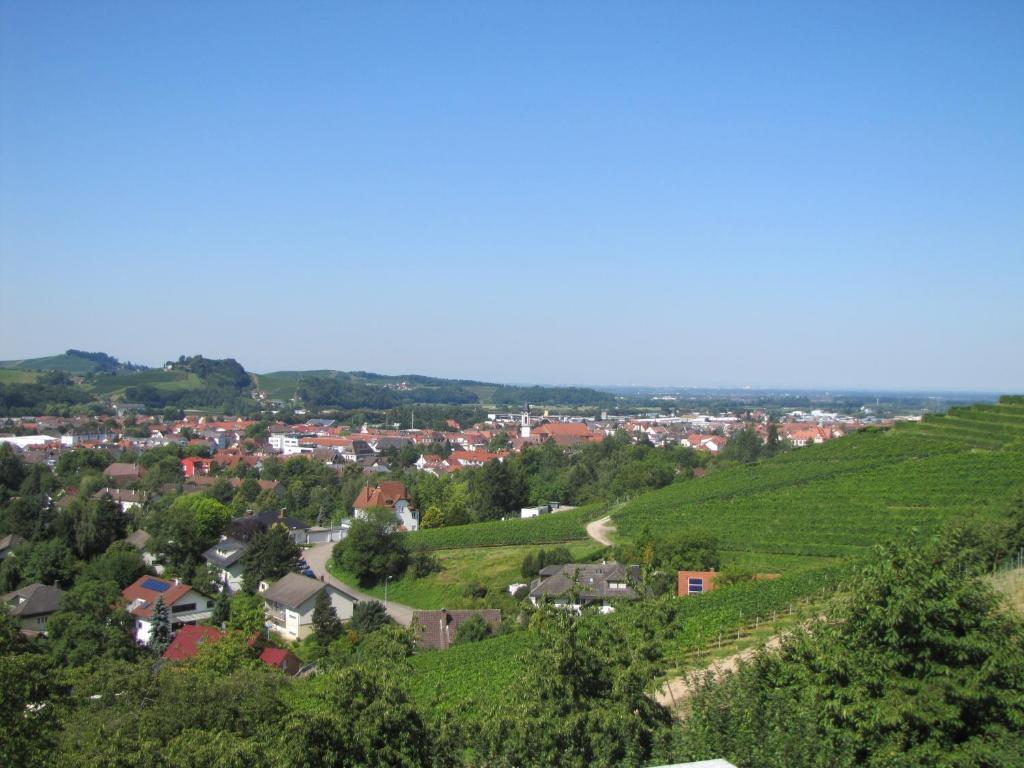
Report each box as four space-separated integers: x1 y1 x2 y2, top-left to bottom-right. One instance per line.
453 614 491 644
81 540 149 588
350 600 389 635
274 664 448 768
312 589 343 644
150 596 172 655
211 587 231 627
418 503 445 529
65 495 125 560
240 525 300 592
149 494 232 577
721 427 762 463
228 592 265 636
47 579 136 666
676 532 1024 767
332 508 409 584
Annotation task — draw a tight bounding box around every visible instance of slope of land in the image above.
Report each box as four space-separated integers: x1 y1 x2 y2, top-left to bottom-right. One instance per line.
405 397 1024 711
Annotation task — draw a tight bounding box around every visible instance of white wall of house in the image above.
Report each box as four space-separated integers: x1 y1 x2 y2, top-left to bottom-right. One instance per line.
131 588 214 645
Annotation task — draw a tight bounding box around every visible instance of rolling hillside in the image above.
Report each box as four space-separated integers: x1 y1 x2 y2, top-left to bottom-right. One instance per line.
405 397 1024 710
0 352 118 374
610 397 1024 556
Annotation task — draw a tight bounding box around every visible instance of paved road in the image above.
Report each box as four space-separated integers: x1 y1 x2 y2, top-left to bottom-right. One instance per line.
586 515 616 546
304 541 415 627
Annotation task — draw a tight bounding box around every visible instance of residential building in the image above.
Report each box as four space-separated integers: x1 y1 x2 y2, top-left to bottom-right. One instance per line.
122 575 214 646
528 562 641 613
411 609 502 650
4 583 64 634
180 457 214 478
201 536 248 592
103 462 144 485
0 533 25 560
260 572 358 641
353 481 418 531
677 570 717 597
92 487 143 513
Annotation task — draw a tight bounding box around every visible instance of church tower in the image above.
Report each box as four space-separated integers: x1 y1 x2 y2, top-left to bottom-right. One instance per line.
520 406 531 438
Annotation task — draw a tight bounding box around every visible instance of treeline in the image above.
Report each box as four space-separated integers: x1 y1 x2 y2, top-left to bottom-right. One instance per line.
491 384 614 407
296 377 479 410
404 432 704 528
66 349 146 373
126 355 257 413
0 381 94 417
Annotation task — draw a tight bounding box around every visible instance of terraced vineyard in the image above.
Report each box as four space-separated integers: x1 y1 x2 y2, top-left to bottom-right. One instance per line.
404 398 1024 716
613 398 1024 557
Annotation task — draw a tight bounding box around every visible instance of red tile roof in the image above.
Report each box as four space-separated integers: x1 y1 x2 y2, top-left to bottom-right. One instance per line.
122 576 193 619
162 625 224 660
353 481 408 510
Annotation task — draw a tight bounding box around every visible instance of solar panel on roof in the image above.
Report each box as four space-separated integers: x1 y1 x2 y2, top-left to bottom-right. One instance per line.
142 578 170 592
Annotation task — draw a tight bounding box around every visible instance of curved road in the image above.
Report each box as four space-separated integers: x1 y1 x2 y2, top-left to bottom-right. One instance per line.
586 515 616 546
304 541 414 627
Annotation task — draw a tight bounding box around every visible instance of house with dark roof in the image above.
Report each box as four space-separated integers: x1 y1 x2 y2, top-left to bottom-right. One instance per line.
0 532 25 560
122 575 214 645
259 572 358 641
528 562 641 613
411 609 501 650
4 583 64 634
202 536 249 592
228 509 311 544
103 462 144 485
123 528 161 573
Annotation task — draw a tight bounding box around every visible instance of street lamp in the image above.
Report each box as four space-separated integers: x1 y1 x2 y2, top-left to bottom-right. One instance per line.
384 575 394 612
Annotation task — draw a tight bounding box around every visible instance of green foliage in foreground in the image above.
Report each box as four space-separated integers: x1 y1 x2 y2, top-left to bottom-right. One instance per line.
676 533 1024 767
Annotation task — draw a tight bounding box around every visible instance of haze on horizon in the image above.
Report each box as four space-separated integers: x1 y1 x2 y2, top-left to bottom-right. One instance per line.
1 2 1022 393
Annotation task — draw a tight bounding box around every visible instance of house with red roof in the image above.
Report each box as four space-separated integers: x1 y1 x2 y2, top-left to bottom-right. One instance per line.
162 624 224 660
122 575 214 646
180 456 214 478
162 626 304 675
353 481 418 531
533 422 601 447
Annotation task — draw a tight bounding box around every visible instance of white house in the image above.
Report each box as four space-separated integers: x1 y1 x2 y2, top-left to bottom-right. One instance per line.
260 572 358 641
122 575 214 646
201 536 248 593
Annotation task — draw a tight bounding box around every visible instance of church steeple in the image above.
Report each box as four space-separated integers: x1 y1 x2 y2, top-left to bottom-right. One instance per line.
520 405 531 438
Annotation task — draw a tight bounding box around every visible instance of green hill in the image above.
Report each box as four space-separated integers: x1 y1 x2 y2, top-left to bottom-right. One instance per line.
0 353 109 374
405 397 1024 710
610 397 1024 557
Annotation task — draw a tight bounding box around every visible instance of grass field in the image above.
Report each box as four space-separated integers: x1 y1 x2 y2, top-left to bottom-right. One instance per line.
403 504 604 550
86 369 203 398
330 540 605 609
0 369 40 384
993 567 1024 615
0 353 101 373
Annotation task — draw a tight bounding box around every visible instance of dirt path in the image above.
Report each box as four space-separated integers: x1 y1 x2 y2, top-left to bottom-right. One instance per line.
655 634 784 709
304 542 415 627
586 515 616 546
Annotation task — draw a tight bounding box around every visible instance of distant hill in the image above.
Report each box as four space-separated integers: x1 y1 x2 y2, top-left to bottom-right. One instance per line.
0 352 617 414
0 349 145 375
254 369 614 408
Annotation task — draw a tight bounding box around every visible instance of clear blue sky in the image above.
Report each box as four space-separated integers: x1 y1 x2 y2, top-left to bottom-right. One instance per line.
1 1 1021 391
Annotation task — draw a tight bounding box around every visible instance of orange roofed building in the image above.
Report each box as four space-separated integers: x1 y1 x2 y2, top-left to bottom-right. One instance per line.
677 570 717 597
